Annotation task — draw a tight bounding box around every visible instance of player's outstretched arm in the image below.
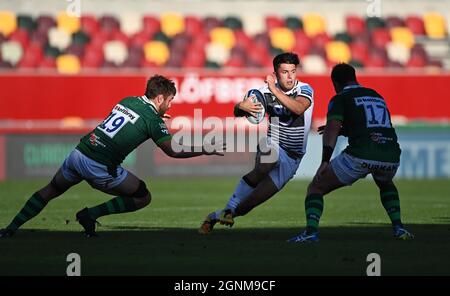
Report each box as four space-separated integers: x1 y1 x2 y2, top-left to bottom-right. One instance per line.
158 139 225 158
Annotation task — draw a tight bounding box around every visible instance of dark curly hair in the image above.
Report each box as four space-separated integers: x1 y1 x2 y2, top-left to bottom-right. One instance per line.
145 75 177 99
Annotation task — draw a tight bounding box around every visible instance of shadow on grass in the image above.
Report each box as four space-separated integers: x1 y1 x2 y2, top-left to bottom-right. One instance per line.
0 224 449 276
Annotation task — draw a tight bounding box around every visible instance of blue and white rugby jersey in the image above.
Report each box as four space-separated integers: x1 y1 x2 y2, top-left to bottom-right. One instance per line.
258 80 314 156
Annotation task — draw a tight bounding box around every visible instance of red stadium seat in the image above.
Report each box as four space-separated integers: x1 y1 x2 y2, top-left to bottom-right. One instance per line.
185 16 203 36
346 15 366 36
312 32 331 48
82 48 103 68
371 28 391 49
9 28 29 49
39 56 56 68
36 15 56 34
203 16 222 32
350 42 369 64
81 15 99 36
234 30 252 51
99 15 120 33
142 15 160 36
406 56 427 68
406 16 425 35
265 15 285 31
18 43 43 68
386 16 405 29
293 30 312 56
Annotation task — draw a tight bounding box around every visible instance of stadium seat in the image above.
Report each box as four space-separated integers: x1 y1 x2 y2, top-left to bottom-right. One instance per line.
0 11 17 37
56 54 81 74
223 16 243 31
183 50 206 68
119 13 142 35
143 40 170 66
423 12 447 39
9 29 29 49
103 40 128 65
66 43 85 58
350 42 369 64
234 30 252 51
302 55 327 73
312 32 331 48
39 56 56 68
81 15 100 36
205 42 230 65
185 15 203 36
72 31 90 46
29 30 48 47
17 14 36 32
390 27 415 48
346 15 366 36
44 45 61 58
203 16 223 32
161 12 185 37
366 17 386 31
36 15 56 34
387 42 410 64
326 41 352 63
82 48 103 68
242 14 265 35
326 14 346 36
99 15 120 33
303 13 326 37
405 15 425 35
142 15 160 35
19 45 42 68
285 16 303 30
48 27 71 51
210 27 235 49
406 55 427 68
269 27 295 52
1 41 23 66
57 11 81 34
265 15 285 31
334 32 352 44
293 30 312 56
386 16 405 29
410 44 428 61
371 28 391 49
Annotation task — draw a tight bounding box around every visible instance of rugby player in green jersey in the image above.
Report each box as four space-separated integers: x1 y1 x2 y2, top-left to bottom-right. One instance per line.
0 75 224 238
288 63 414 243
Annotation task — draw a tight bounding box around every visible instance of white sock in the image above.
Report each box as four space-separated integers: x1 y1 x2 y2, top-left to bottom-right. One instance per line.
224 178 254 214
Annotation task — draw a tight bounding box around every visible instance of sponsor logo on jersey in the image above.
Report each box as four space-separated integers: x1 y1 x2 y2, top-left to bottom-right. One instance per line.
370 132 393 144
114 104 140 123
89 133 106 147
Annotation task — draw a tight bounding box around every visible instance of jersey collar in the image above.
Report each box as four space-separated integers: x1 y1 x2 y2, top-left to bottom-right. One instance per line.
141 95 159 114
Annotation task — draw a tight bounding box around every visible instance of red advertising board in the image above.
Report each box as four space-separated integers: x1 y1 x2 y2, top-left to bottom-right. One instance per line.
0 72 449 122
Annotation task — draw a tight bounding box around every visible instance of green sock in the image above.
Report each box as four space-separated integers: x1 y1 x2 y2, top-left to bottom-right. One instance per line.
7 192 48 231
305 193 324 234
380 184 403 227
88 196 138 219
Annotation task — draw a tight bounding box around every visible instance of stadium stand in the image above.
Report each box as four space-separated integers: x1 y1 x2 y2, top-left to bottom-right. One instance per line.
0 8 449 72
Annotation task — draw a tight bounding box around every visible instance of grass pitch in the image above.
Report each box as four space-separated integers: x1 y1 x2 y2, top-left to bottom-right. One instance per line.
0 178 449 275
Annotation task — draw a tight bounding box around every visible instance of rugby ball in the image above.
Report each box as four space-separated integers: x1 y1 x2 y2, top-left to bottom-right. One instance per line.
245 89 266 124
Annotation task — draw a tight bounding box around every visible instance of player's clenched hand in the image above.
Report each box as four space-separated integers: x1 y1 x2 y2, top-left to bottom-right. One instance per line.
238 95 263 117
203 140 226 156
265 73 277 92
